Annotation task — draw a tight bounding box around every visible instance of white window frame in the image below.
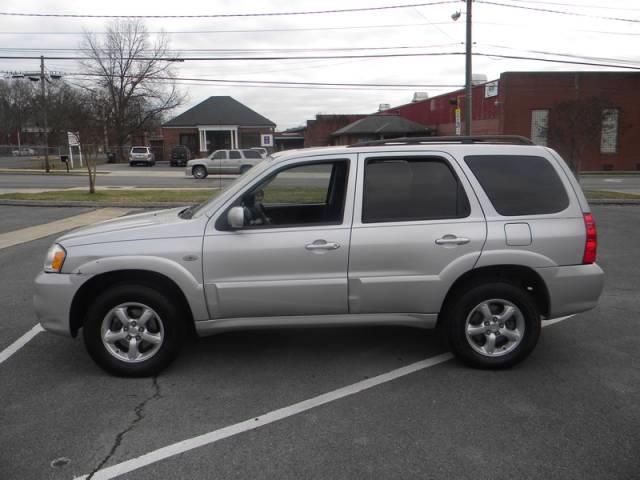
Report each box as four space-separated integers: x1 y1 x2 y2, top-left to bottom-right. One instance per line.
530 109 549 146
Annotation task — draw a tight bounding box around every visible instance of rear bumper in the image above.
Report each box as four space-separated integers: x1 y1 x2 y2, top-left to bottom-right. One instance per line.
536 263 604 318
33 272 89 337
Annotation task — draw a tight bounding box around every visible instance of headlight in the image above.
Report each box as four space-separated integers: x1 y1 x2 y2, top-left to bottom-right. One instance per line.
44 243 67 273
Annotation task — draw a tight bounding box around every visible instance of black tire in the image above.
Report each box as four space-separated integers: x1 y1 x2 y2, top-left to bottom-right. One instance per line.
82 284 185 377
192 165 208 179
129 162 135 167
442 282 541 369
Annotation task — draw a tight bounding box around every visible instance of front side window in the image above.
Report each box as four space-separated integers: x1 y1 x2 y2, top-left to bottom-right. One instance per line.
229 150 242 159
465 155 569 216
211 150 227 160
362 157 470 223
221 160 350 229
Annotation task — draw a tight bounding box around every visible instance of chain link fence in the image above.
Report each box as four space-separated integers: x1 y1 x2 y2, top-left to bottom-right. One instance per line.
0 144 110 170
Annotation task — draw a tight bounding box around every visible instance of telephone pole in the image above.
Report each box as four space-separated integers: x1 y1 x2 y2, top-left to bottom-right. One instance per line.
464 0 473 136
40 55 50 173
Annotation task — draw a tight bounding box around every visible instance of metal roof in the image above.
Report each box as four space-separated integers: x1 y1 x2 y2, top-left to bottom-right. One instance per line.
331 115 431 136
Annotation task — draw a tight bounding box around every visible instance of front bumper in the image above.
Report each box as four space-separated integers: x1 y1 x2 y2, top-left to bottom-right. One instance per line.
33 272 89 337
536 263 605 318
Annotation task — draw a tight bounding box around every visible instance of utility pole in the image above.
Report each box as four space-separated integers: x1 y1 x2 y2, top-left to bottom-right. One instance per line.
464 0 473 136
40 55 50 173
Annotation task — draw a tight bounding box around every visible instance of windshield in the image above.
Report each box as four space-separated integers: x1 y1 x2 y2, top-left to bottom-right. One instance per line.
179 157 274 219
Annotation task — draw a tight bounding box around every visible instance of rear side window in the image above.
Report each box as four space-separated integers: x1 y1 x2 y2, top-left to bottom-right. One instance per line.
464 155 569 216
243 150 262 159
229 150 242 159
363 157 470 223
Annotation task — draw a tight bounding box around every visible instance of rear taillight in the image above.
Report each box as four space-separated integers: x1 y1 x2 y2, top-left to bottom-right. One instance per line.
582 213 597 264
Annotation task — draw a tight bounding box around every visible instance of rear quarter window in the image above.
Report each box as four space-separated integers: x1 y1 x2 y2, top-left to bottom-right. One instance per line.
464 155 569 216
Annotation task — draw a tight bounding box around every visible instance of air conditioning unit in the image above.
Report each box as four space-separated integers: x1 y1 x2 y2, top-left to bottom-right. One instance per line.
412 92 429 102
378 103 391 112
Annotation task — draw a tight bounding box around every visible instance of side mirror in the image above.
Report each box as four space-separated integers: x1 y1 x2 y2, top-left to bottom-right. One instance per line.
227 206 245 229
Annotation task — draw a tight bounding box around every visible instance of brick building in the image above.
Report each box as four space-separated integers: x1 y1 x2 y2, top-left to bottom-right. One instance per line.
304 114 367 147
385 71 640 171
162 96 275 159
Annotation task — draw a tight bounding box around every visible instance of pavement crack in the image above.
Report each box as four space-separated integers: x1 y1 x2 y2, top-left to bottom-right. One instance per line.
86 376 162 480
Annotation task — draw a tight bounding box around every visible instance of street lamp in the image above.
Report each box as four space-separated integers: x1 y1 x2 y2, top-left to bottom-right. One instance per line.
10 56 62 172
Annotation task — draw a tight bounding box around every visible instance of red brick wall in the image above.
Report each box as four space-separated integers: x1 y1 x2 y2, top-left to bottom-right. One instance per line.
500 72 640 171
305 114 367 147
385 83 500 132
162 127 198 159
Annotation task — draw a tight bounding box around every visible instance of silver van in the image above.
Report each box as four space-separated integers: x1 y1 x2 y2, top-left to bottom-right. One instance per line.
34 136 604 376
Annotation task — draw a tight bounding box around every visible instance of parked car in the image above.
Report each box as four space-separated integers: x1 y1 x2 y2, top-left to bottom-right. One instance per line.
11 147 36 156
34 135 604 376
170 145 193 167
129 146 155 166
186 149 264 179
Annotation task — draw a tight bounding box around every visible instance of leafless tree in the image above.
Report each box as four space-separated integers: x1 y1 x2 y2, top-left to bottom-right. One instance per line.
0 79 37 146
81 19 184 161
547 97 612 176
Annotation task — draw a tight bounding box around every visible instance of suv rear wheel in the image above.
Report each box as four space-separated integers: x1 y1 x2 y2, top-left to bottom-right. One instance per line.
82 284 185 377
192 165 207 179
443 282 540 369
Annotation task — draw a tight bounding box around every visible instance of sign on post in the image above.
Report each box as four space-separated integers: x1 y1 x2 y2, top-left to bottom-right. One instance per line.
67 131 82 167
455 108 462 136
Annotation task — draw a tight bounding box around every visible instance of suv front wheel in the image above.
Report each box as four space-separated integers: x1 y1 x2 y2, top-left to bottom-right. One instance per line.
82 284 185 377
443 282 541 369
192 165 207 179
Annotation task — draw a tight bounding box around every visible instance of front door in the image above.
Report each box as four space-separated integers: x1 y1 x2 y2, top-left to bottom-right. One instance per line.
202 155 356 318
348 152 487 314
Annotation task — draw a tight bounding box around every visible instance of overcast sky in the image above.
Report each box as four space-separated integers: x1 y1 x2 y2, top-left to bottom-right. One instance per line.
1 0 639 129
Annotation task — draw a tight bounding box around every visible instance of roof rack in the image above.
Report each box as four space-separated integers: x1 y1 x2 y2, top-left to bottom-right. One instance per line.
348 135 534 147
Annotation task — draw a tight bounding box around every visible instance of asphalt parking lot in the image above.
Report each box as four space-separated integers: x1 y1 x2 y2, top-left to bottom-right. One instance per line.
0 204 638 480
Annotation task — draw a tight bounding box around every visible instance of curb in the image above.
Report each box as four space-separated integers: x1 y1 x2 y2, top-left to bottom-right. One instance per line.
1 199 640 208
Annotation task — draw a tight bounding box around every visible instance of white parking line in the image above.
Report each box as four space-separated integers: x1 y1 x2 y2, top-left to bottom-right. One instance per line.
74 314 575 480
0 208 131 250
0 323 44 365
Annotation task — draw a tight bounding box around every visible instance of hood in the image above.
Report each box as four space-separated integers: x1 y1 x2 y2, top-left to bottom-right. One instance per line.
57 207 204 247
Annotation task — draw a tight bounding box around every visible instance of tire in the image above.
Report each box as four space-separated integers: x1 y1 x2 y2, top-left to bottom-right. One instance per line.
129 162 135 167
192 165 208 179
82 284 185 377
239 165 251 174
443 282 541 369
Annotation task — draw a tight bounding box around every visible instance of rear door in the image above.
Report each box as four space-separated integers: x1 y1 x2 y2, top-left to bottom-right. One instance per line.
348 151 487 314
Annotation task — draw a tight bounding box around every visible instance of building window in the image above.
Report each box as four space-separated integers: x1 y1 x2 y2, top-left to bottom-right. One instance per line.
530 109 549 146
601 109 619 154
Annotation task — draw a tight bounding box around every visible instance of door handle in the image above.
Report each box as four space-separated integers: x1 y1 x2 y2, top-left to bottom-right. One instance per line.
435 235 470 246
305 240 340 251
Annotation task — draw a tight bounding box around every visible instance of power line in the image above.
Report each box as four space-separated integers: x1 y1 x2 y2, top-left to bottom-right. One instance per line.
0 23 459 36
501 0 640 11
478 0 640 22
60 73 464 89
480 44 640 66
2 51 639 70
0 43 462 54
0 2 458 19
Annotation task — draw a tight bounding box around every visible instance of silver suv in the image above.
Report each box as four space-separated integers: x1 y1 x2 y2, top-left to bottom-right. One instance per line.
34 136 604 376
187 149 265 179
129 146 155 167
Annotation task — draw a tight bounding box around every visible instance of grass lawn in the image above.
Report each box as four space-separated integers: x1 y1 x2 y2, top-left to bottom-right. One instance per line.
0 189 219 203
0 187 329 204
584 190 640 200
